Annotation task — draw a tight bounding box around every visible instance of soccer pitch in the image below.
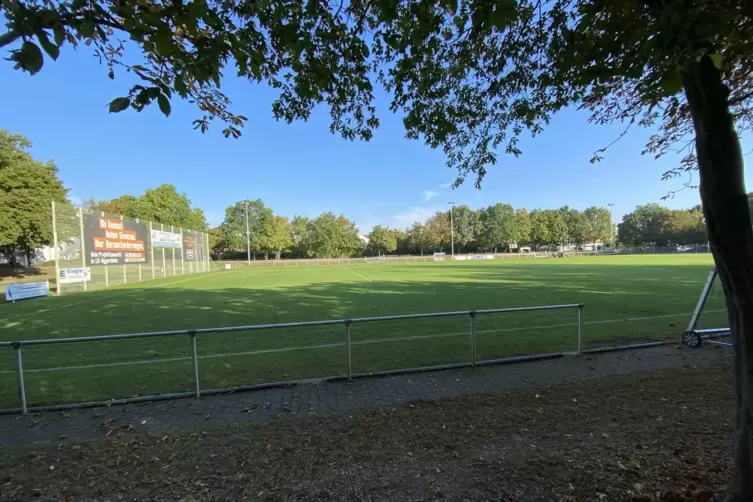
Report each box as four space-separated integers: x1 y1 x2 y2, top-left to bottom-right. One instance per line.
0 254 726 409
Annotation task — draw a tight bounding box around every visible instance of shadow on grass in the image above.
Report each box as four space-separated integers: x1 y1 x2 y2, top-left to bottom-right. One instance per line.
0 261 726 408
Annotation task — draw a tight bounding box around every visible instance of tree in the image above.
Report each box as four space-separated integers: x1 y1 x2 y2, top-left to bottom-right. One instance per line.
560 207 588 246
477 203 515 252
335 215 363 257
512 209 532 247
666 209 707 244
8 0 753 494
407 222 430 255
368 225 397 256
290 216 311 258
424 212 451 252
135 184 208 230
260 215 292 259
543 210 568 248
582 207 612 248
451 205 477 252
618 204 673 246
529 210 549 249
96 195 139 218
0 130 68 266
220 199 269 256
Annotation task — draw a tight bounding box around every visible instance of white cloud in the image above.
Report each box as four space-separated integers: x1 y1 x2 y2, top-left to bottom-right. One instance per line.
357 206 439 233
423 190 440 201
390 206 439 228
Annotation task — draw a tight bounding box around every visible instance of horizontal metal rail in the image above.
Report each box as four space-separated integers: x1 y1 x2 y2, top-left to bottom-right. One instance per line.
3 303 587 414
0 303 584 347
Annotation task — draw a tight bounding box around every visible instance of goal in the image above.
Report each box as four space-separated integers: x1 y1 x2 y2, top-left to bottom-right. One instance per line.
364 256 387 264
432 252 446 262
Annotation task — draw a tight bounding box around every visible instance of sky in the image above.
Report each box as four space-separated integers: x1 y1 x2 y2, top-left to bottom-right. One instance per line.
1 44 750 234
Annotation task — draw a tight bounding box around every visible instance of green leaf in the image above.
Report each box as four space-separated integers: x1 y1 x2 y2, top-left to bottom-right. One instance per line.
659 70 683 96
37 30 59 60
708 53 722 70
108 97 131 113
157 94 171 117
53 25 66 46
19 41 44 75
79 19 95 38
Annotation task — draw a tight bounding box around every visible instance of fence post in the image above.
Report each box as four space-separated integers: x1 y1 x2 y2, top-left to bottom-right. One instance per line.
470 311 477 367
189 331 200 398
78 207 87 291
345 321 352 380
121 215 127 284
179 227 185 275
52 200 61 295
13 343 27 415
149 221 155 280
171 225 176 276
104 263 109 287
577 305 583 355
161 223 166 278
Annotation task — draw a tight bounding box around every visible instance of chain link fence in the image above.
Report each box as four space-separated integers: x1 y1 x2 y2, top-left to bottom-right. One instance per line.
51 202 211 295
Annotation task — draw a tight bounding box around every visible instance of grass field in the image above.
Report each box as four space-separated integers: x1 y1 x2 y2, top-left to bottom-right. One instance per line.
0 254 727 409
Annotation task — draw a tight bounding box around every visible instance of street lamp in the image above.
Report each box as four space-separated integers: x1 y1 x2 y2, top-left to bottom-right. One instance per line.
608 203 615 249
449 201 455 257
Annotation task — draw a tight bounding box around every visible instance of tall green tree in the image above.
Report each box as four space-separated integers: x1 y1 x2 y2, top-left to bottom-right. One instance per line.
97 195 139 218
335 215 363 257
424 212 451 252
135 184 207 230
220 199 269 256
407 222 430 255
477 203 515 252
0 130 68 265
529 210 549 249
618 204 673 246
368 225 397 256
451 205 476 252
290 215 311 258
543 210 568 248
559 207 588 246
512 209 532 247
259 215 293 259
582 207 612 248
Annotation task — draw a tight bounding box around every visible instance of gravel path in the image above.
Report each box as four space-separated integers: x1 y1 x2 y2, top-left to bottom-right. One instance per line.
0 344 729 446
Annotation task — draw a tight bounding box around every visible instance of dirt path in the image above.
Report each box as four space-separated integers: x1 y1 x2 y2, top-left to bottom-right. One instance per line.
0 347 734 501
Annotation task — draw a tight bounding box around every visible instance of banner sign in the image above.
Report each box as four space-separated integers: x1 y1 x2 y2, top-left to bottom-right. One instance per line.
182 231 204 262
5 280 49 302
84 215 148 265
59 267 91 284
452 255 494 261
151 229 182 249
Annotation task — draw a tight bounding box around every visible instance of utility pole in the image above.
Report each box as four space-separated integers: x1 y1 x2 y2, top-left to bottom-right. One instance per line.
608 203 615 249
449 201 455 257
245 200 251 265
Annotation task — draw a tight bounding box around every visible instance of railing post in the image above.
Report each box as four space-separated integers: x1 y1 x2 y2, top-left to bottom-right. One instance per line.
189 331 200 398
345 321 352 380
13 343 27 414
470 311 477 367
577 305 583 355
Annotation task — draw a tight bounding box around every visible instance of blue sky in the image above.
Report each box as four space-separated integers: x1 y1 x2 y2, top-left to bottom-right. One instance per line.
2 45 749 233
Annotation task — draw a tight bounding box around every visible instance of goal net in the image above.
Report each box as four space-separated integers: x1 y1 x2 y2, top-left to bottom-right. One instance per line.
433 252 446 262
364 256 387 263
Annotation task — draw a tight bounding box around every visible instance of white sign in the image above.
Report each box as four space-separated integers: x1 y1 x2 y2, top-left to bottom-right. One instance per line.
59 267 91 284
151 229 182 249
452 254 494 261
5 280 50 302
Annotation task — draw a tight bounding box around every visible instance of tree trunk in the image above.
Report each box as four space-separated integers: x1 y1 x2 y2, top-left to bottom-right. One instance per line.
683 54 753 501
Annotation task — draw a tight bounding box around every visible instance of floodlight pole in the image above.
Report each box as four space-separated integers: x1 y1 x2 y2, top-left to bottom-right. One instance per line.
608 203 615 248
245 201 251 265
449 201 455 257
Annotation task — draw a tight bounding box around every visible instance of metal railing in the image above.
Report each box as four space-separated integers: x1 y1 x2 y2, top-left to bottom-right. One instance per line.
1 303 584 414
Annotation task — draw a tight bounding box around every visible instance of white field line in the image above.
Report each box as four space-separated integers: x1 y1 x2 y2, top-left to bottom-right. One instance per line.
0 309 726 375
1 271 228 323
344 267 372 282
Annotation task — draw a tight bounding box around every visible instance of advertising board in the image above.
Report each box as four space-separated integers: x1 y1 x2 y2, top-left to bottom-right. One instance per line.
84 215 148 265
